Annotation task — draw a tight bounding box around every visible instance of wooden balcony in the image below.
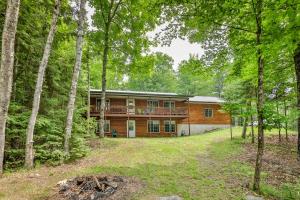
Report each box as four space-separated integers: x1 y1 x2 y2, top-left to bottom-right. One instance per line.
90 105 188 118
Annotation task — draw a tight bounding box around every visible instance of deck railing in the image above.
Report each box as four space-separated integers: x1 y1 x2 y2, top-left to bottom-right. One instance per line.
90 105 188 116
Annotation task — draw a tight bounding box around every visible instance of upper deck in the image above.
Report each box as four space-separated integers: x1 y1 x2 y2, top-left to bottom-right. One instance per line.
89 89 190 118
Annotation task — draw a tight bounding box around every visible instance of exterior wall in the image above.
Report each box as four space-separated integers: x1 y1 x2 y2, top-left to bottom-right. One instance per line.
177 103 230 135
98 117 180 137
182 103 230 124
177 124 230 136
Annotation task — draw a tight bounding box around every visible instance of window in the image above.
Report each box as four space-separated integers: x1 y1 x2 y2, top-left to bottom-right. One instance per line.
147 100 159 112
163 101 175 109
96 99 110 111
96 120 110 132
148 120 160 133
204 108 213 118
164 120 176 132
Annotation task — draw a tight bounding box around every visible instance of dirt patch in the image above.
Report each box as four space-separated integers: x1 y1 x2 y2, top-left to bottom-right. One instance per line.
238 135 300 186
49 175 143 200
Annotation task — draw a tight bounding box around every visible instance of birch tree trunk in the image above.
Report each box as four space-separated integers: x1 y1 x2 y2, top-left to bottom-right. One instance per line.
0 0 20 175
64 0 86 156
253 0 264 192
25 0 61 168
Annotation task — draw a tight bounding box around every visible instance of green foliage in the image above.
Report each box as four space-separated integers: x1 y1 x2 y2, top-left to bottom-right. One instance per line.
0 0 94 170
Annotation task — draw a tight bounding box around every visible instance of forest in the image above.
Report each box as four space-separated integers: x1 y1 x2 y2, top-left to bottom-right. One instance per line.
0 0 299 199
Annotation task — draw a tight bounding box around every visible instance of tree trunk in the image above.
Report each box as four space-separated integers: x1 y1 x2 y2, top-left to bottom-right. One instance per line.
230 112 233 140
0 0 20 175
276 101 281 142
87 46 90 135
251 114 255 144
253 0 264 193
99 24 110 138
242 101 251 139
283 99 288 140
242 116 248 139
294 43 300 161
25 0 61 168
64 0 86 157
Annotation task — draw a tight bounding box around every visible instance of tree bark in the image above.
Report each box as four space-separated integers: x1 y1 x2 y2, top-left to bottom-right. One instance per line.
64 0 86 157
294 43 300 161
253 0 264 193
276 101 281 142
242 116 248 139
99 0 122 138
99 24 110 138
25 0 61 168
283 99 288 140
0 0 20 175
251 113 255 144
230 112 233 140
87 46 90 135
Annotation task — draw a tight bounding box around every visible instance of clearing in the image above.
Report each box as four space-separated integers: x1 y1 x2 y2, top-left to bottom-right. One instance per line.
0 128 299 200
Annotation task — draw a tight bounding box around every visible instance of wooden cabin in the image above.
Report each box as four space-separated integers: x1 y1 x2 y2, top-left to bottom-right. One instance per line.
89 89 230 137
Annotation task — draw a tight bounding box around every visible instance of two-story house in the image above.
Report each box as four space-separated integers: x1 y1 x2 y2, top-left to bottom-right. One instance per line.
89 89 230 137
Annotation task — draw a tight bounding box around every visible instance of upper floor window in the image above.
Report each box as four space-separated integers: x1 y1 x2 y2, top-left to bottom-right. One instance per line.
148 120 160 133
204 108 213 118
163 101 175 109
147 100 159 111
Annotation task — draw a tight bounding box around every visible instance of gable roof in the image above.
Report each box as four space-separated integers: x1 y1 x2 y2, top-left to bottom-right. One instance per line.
189 96 225 104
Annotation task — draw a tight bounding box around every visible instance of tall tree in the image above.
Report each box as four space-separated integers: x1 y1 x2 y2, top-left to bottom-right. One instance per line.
0 0 20 175
295 43 300 161
97 0 122 137
64 0 86 156
253 0 264 192
25 0 61 168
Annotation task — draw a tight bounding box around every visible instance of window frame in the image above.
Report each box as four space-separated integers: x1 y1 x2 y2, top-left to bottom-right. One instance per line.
163 101 175 109
204 108 213 118
164 120 176 133
147 100 159 108
147 120 160 133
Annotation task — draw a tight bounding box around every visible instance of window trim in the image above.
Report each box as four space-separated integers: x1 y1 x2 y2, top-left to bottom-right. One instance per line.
147 120 160 133
164 120 176 133
204 108 213 118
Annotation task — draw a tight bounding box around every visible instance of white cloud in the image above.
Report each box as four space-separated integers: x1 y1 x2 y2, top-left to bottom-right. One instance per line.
148 25 204 70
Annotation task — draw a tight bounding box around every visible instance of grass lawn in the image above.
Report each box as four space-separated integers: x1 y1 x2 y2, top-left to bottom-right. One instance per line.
0 127 299 200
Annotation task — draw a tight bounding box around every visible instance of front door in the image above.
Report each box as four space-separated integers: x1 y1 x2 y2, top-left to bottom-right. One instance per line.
127 120 136 138
127 99 135 114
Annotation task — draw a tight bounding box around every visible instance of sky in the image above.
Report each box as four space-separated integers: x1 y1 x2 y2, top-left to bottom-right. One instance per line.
148 27 204 70
86 5 204 70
